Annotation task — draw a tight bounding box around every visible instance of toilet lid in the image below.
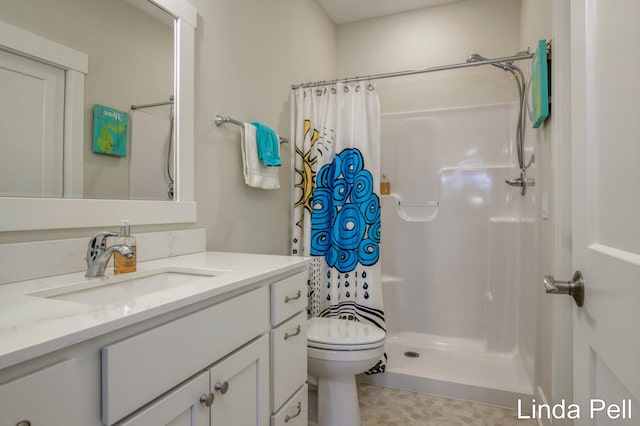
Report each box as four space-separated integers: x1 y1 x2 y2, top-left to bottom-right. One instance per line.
307 317 386 348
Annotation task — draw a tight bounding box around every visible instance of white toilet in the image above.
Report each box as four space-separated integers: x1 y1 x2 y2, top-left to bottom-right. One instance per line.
307 317 386 426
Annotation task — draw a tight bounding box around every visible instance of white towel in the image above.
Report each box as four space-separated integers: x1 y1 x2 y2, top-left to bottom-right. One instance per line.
241 123 280 189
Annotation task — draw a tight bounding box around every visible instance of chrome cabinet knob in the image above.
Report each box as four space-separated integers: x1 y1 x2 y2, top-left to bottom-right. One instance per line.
214 381 229 394
17 421 31 426
544 271 585 307
200 393 214 407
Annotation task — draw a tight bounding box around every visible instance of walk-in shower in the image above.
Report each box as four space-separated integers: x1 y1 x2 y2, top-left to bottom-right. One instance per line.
357 52 537 409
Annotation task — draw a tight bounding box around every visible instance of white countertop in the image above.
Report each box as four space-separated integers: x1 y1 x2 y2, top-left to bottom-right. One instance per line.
0 251 310 371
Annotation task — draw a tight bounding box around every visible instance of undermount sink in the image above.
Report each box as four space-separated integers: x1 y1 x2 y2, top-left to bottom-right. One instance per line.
30 267 229 305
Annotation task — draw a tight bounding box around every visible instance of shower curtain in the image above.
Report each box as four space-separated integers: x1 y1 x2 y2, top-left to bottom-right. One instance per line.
291 82 386 374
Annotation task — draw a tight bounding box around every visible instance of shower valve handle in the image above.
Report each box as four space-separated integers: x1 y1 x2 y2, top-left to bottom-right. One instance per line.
543 271 585 307
506 169 535 196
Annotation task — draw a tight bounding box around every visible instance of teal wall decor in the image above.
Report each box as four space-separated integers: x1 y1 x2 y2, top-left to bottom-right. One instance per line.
531 39 550 128
93 104 128 156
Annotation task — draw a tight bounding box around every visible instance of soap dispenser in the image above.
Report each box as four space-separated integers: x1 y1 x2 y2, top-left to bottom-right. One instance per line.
114 220 137 274
380 173 391 195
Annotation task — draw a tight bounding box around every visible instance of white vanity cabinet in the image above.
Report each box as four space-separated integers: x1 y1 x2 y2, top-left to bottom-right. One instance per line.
103 286 271 426
0 260 310 426
269 271 308 426
119 335 269 426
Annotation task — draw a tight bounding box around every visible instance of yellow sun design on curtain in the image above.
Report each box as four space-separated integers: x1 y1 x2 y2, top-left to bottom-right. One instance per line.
293 119 319 229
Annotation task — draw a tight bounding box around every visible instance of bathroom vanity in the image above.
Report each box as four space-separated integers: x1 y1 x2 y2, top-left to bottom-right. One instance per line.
0 251 309 426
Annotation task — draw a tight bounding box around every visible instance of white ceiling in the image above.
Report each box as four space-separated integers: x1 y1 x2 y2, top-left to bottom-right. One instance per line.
318 0 466 25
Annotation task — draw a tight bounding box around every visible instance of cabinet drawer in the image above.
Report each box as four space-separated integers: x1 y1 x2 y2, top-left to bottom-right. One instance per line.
102 286 269 425
271 384 308 426
271 270 307 326
271 311 307 411
0 359 78 426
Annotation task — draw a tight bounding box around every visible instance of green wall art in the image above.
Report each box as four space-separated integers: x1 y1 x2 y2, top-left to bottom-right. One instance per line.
92 104 128 156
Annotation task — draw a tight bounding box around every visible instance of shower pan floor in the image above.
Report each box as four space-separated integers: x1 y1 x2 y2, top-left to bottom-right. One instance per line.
358 333 534 409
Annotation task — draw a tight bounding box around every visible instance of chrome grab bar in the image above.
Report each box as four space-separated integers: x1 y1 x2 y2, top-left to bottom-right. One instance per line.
398 201 439 207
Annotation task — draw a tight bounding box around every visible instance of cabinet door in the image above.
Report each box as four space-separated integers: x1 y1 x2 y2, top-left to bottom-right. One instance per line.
0 359 78 426
209 335 270 426
118 371 209 426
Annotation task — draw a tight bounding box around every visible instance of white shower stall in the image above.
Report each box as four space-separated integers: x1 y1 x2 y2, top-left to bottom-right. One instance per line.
360 102 537 408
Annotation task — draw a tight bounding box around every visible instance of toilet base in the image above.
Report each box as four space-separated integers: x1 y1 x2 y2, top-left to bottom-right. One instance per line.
317 375 361 426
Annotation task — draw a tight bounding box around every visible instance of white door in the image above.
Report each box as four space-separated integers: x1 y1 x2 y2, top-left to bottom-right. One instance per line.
0 48 64 197
570 0 640 424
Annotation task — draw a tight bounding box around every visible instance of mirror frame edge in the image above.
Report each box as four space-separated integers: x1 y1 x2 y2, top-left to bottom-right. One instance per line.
0 0 198 232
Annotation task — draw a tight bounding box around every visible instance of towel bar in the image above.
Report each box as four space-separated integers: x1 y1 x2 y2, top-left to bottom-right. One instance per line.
131 96 174 110
215 114 288 144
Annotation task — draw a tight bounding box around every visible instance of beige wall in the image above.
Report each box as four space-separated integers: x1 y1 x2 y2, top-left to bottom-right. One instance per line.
520 0 553 409
521 0 574 422
190 0 336 254
336 0 521 113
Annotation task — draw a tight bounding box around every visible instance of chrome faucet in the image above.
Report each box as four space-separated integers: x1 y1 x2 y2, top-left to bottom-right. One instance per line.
85 231 135 278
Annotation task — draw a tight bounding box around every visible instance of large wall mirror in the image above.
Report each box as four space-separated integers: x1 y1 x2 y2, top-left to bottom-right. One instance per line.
0 0 196 231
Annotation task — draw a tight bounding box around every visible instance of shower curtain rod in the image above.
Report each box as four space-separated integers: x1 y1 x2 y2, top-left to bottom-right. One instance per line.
131 95 174 110
291 53 534 89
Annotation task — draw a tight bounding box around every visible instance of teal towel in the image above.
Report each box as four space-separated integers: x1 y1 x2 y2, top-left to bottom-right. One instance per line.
251 122 281 166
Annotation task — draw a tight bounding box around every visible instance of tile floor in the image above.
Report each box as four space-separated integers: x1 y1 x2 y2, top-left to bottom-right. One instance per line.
309 383 538 426
357 383 538 426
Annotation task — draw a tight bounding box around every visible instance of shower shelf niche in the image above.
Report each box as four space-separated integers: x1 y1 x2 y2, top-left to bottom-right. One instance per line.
383 193 439 222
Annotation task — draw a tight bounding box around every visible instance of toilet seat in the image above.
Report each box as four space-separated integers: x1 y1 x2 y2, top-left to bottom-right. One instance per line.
307 317 385 351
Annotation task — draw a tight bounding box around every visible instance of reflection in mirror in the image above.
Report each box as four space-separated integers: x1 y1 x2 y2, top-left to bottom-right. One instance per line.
0 0 174 201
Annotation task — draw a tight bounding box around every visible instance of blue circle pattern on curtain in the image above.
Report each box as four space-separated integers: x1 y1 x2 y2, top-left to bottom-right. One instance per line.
310 148 380 272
